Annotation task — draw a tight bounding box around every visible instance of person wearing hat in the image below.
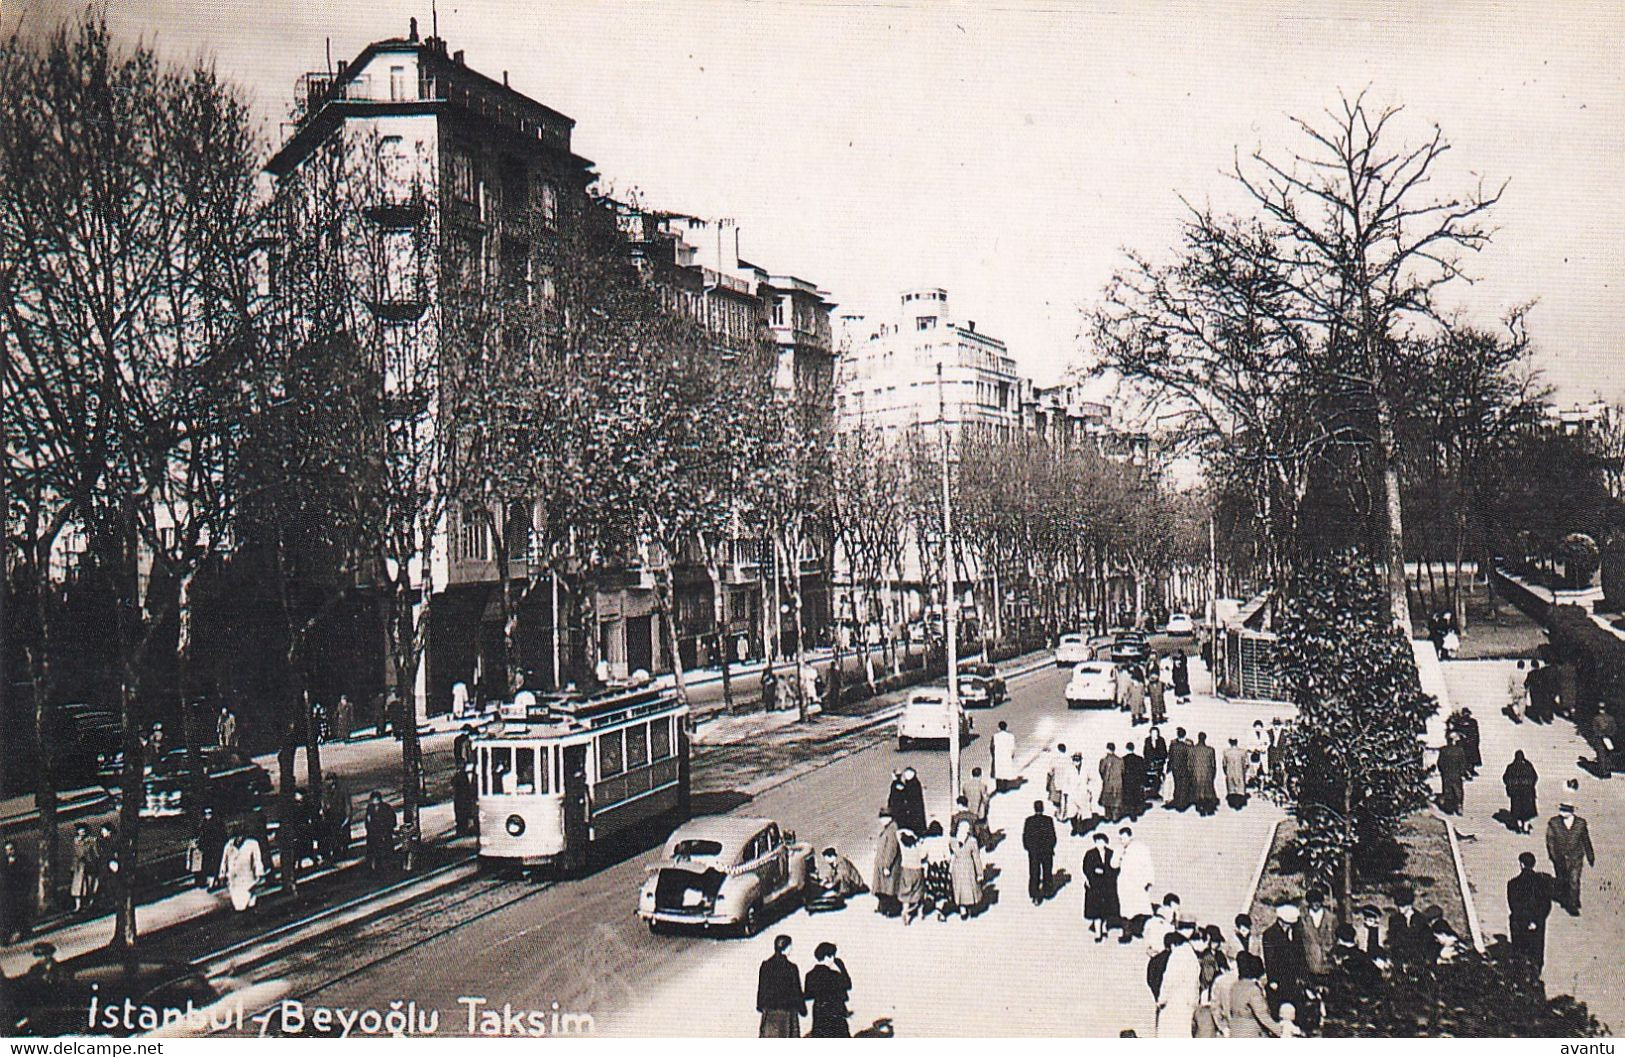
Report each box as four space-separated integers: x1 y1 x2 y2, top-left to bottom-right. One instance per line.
1506 851 1554 968
1357 905 1385 959
1386 888 1425 965
1544 793 1596 915
1436 730 1468 815
1300 886 1339 980
1262 902 1306 1012
1330 923 1382 987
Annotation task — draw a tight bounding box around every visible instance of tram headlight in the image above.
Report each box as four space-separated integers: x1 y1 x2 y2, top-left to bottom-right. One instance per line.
505 814 526 837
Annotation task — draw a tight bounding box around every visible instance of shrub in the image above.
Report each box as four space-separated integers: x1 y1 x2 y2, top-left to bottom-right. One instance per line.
1558 532 1600 590
1545 604 1625 716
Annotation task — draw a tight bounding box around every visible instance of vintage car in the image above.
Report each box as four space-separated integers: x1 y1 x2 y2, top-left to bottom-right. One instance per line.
896 689 973 750
1065 662 1118 709
1166 612 1196 636
638 816 812 935
1054 632 1091 667
98 746 272 818
956 661 1006 707
1111 631 1151 666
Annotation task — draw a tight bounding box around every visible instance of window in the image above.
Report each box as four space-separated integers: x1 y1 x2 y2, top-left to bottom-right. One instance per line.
771 298 787 327
380 229 421 302
460 503 490 562
650 716 673 760
448 148 477 203
597 730 624 778
490 746 512 794
625 723 649 770
377 135 410 201
916 316 936 331
389 65 407 102
536 179 558 225
515 745 536 794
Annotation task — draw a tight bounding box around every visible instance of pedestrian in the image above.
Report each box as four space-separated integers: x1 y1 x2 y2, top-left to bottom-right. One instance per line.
217 705 238 749
1458 708 1481 777
1592 708 1618 775
1357 905 1385 959
1062 753 1091 834
1442 626 1460 660
1190 732 1219 815
1544 798 1596 915
1127 667 1147 725
1504 660 1529 723
1157 932 1202 1038
760 667 778 712
1436 732 1468 816
1022 800 1056 905
756 934 804 1037
1147 670 1167 726
1263 902 1306 1013
961 765 990 831
217 825 266 914
920 822 953 921
1267 720 1287 789
1121 740 1146 819
1168 728 1193 811
1301 887 1338 981
2 840 32 943
802 942 852 1038
1080 830 1120 942
1171 650 1191 703
1116 825 1156 938
1145 894 1180 957
1231 913 1257 959
1045 742 1069 817
1506 850 1554 969
870 810 902 917
94 824 119 909
282 789 315 874
145 722 166 768
365 791 396 872
949 820 984 919
897 831 926 925
1330 924 1383 988
888 767 926 836
1115 663 1133 712
1386 888 1425 966
950 795 978 848
196 807 227 890
1527 659 1556 724
1098 743 1125 821
812 846 868 902
1226 953 1287 1038
333 694 355 740
453 758 477 836
1502 750 1539 834
1144 726 1168 802
991 721 1016 792
1223 737 1248 810
453 723 475 769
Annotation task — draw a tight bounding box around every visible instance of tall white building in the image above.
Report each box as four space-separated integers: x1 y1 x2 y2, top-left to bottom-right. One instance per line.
835 288 1025 437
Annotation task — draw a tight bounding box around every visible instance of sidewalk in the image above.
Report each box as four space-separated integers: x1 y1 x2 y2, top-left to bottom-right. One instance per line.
620 670 1293 1037
1439 660 1624 1034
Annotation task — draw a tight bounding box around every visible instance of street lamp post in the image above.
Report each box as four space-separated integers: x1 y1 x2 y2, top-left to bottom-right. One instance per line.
938 363 961 802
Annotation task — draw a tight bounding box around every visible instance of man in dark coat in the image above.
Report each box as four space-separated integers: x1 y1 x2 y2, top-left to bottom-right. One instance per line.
1144 727 1168 801
1506 851 1554 968
196 808 227 890
1121 741 1147 819
1167 728 1193 811
870 811 902 916
1171 651 1191 702
756 934 804 1037
1592 708 1619 775
1330 924 1383 988
1262 903 1306 1012
1386 889 1425 966
1458 709 1481 777
1545 800 1597 914
1526 660 1556 724
2 841 32 944
888 768 927 836
364 791 396 872
1022 800 1057 905
1436 734 1468 816
1189 732 1219 815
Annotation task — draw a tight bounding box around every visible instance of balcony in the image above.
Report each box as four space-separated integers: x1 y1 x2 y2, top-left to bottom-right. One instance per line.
364 194 429 230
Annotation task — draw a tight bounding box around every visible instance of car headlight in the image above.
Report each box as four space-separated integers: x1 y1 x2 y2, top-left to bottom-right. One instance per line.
505 814 526 836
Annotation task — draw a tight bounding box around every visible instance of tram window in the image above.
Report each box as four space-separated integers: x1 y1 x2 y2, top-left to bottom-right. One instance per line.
598 730 624 777
516 746 536 794
625 723 649 770
478 747 489 796
534 745 550 794
650 716 672 760
492 746 513 794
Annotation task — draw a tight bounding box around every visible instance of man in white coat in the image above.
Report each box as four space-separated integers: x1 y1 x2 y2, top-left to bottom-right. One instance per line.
217 829 266 913
1157 932 1202 1038
991 721 1017 792
1116 825 1157 939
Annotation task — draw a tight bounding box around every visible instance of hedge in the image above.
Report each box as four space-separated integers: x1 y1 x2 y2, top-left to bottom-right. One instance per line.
1545 604 1625 717
1602 530 1625 612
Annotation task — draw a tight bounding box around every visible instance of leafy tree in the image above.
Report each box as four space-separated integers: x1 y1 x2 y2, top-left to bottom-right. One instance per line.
1276 552 1434 915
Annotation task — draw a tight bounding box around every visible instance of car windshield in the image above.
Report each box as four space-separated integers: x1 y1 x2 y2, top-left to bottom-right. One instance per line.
1074 666 1104 677
911 695 945 708
670 838 725 860
1060 635 1082 645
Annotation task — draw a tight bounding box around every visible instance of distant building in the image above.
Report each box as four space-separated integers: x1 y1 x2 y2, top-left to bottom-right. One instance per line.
835 288 1024 437
1545 399 1613 436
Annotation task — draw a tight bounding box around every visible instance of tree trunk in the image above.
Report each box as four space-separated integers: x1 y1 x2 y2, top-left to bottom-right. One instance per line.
703 544 734 710
1373 387 1413 632
175 571 206 829
654 558 689 707
1339 783 1356 921
1453 513 1469 634
111 669 144 950
26 584 59 921
303 686 324 803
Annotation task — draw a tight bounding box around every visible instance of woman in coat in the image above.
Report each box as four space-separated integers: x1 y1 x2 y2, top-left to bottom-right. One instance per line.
1225 954 1284 1038
1171 652 1191 702
1080 831 1119 941
1503 750 1539 834
69 823 99 912
217 828 266 913
870 813 902 916
949 822 983 919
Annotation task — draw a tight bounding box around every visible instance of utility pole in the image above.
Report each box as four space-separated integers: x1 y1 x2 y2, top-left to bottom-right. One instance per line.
939 363 961 801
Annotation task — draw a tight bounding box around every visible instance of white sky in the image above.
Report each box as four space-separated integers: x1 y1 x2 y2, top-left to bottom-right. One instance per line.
15 0 1624 403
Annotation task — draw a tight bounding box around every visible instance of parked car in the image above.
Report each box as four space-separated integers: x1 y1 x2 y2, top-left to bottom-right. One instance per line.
98 745 271 818
1166 612 1196 636
1065 662 1118 709
957 661 1006 707
1054 632 1091 667
9 952 222 1037
1111 631 1150 666
897 689 973 750
638 816 812 935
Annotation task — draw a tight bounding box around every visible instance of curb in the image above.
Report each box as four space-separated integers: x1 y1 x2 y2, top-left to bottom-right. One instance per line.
1433 807 1487 952
196 856 479 976
1242 816 1285 917
0 787 115 833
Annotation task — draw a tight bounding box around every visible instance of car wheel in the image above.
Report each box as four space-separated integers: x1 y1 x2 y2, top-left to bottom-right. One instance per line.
647 919 667 936
743 902 762 937
897 736 911 751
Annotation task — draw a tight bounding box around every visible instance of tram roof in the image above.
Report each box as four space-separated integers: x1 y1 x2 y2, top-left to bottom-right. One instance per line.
480 682 683 738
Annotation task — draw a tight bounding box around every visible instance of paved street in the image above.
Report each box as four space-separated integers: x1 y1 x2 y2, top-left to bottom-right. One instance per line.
257 653 1293 1037
1439 660 1624 1034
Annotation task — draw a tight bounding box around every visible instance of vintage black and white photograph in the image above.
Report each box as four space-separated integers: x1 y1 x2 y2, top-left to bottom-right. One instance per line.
1 0 1621 1041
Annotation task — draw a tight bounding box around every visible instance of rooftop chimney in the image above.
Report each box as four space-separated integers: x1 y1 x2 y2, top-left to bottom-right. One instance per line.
503 70 509 87
409 17 419 41
968 321 976 332
454 49 465 65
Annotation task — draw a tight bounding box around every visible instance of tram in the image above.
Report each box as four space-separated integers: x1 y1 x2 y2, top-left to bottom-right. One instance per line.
474 683 689 875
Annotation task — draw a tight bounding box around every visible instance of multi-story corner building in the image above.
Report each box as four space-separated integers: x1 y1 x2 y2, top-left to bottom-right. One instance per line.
835 288 1024 438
